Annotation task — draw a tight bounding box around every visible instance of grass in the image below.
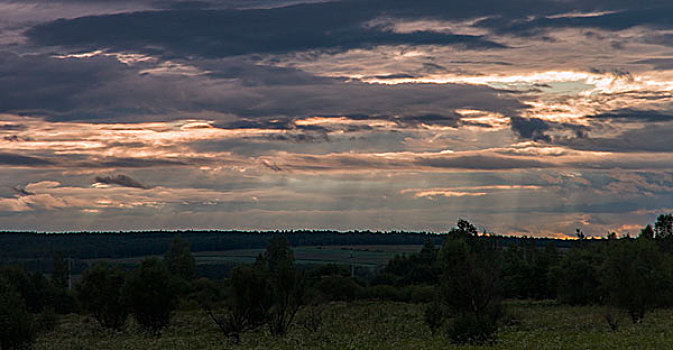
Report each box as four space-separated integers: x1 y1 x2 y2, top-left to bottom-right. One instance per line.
34 301 673 349
81 245 423 269
193 245 423 267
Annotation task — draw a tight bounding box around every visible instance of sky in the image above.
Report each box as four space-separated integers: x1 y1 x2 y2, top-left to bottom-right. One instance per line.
1 0 673 237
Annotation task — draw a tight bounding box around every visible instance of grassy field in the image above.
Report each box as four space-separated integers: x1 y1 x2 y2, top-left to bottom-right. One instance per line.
34 301 673 349
79 244 423 270
194 245 423 267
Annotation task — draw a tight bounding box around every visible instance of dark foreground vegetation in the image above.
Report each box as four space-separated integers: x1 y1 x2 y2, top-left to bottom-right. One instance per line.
2 214 673 349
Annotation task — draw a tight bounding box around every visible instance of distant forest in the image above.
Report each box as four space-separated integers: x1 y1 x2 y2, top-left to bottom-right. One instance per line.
0 230 570 262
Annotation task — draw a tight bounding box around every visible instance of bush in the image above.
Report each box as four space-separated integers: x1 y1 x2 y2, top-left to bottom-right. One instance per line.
164 235 197 282
428 219 502 344
205 264 271 343
409 285 435 303
0 278 34 350
34 307 57 334
76 263 128 330
601 238 670 323
313 275 362 301
205 236 306 341
424 298 444 335
357 285 405 301
448 312 498 345
257 236 305 337
552 247 603 305
122 258 177 334
0 266 51 314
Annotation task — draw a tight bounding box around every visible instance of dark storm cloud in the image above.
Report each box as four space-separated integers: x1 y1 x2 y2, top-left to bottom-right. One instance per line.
586 109 673 122
0 51 524 122
0 51 131 115
394 114 461 128
417 155 551 170
510 117 552 141
0 124 27 131
26 5 504 59
26 0 673 60
633 58 673 70
12 186 34 196
472 3 673 36
94 174 152 189
0 153 54 166
510 117 587 142
559 124 673 153
1 153 195 169
260 160 283 172
88 157 191 168
264 132 329 143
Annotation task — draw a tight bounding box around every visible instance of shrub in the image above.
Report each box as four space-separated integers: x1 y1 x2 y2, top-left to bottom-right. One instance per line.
424 298 444 335
552 247 603 305
357 284 405 301
313 275 362 301
164 235 197 282
448 312 499 345
204 264 271 343
601 238 670 323
0 278 34 350
76 263 128 330
205 236 306 341
256 236 305 337
409 285 435 303
428 219 502 344
122 258 177 334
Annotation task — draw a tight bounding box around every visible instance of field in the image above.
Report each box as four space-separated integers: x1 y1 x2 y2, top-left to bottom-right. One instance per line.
34 301 673 349
193 245 423 267
79 244 423 273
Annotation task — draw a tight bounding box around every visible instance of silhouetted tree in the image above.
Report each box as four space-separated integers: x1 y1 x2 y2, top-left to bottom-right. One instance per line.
427 219 501 344
384 239 439 286
256 235 305 337
1 266 39 314
0 277 34 350
203 265 271 343
122 258 177 334
48 252 76 314
601 238 670 323
639 224 655 240
655 214 673 239
551 247 602 305
454 218 479 237
76 264 128 330
51 252 69 289
501 240 559 300
204 236 305 341
164 235 197 282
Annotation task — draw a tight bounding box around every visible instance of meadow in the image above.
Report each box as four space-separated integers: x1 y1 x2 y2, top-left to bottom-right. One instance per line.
33 301 673 350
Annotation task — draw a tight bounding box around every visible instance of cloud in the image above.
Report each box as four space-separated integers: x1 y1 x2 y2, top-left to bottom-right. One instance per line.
26 6 505 59
416 154 551 170
510 117 552 141
586 109 673 122
0 52 524 122
12 186 34 196
93 174 152 189
474 4 673 35
0 153 53 166
558 122 673 153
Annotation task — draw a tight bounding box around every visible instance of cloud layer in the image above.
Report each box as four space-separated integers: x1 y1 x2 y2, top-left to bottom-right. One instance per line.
1 0 673 236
